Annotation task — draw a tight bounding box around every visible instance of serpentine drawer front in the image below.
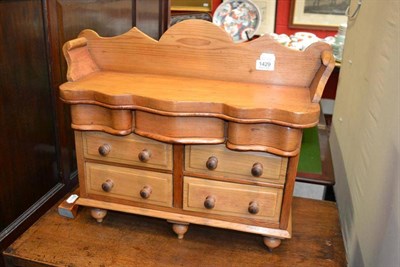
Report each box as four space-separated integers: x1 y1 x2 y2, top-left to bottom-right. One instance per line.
59 20 335 250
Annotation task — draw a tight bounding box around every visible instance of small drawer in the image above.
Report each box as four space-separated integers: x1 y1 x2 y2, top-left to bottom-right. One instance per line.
183 176 282 222
83 132 173 170
85 162 173 207
185 145 287 184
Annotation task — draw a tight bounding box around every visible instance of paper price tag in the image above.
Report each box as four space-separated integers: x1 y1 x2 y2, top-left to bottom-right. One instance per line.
256 53 275 71
66 194 79 204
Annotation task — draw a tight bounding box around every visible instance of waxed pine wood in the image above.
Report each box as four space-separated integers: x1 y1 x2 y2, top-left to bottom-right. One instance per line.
64 20 333 91
57 20 335 250
83 131 173 170
183 177 283 221
61 72 322 128
185 144 288 184
85 163 173 207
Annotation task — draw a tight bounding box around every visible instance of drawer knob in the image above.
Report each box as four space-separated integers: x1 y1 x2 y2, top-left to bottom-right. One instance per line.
206 156 218 170
251 162 263 177
98 144 111 156
138 149 151 162
140 185 152 199
248 201 260 214
101 179 114 192
204 196 216 209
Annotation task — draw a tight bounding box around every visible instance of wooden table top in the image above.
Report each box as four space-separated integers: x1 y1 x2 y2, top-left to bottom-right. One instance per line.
4 197 346 267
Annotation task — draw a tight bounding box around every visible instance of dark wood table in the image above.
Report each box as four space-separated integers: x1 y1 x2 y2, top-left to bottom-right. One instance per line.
3 196 346 267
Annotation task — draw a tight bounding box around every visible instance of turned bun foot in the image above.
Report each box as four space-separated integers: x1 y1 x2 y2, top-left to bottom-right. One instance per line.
91 208 107 223
169 221 189 239
263 236 282 251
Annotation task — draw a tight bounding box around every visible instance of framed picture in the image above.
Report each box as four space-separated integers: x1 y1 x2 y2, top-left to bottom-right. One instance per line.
290 0 349 30
252 0 277 34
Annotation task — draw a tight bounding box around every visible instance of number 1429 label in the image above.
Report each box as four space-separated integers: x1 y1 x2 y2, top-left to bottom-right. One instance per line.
256 53 275 71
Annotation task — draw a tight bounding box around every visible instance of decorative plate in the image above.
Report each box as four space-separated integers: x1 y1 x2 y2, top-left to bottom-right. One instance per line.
213 0 261 43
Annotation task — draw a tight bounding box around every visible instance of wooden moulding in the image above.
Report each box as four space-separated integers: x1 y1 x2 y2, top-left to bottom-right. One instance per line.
279 154 300 230
63 37 99 82
76 197 292 239
70 105 305 156
70 106 307 156
309 50 336 103
85 192 281 229
61 72 321 127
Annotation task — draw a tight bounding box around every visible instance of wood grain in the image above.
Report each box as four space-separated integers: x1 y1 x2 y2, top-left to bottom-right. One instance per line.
71 104 133 134
83 131 173 170
134 111 226 143
173 145 184 209
227 122 303 156
74 131 88 197
70 20 332 88
185 144 288 184
0 0 61 234
85 163 173 207
75 197 290 238
309 50 336 102
280 153 301 229
61 71 321 127
4 197 346 267
60 20 334 134
84 192 281 229
183 177 283 222
56 19 336 252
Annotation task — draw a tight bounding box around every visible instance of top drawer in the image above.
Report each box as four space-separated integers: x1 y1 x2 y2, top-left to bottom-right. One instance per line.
83 132 173 170
185 144 287 184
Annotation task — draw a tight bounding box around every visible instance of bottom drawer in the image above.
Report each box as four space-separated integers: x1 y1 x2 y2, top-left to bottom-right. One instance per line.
183 177 282 222
85 162 173 207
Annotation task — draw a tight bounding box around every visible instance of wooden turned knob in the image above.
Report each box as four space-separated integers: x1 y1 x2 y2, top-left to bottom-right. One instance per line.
204 196 216 209
101 179 114 192
138 149 151 162
98 144 111 156
251 162 263 177
248 201 260 214
140 185 152 199
206 156 218 170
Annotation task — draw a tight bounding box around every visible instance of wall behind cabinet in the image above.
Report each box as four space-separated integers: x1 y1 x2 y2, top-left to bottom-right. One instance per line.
331 0 399 266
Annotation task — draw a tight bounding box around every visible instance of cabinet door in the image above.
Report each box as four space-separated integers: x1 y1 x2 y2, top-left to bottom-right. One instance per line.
0 0 62 246
0 0 170 257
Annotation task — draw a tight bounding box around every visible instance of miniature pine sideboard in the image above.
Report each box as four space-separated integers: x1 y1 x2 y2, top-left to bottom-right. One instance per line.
59 20 334 250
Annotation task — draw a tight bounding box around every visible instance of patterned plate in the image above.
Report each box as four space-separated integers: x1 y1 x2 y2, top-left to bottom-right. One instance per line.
213 0 261 43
